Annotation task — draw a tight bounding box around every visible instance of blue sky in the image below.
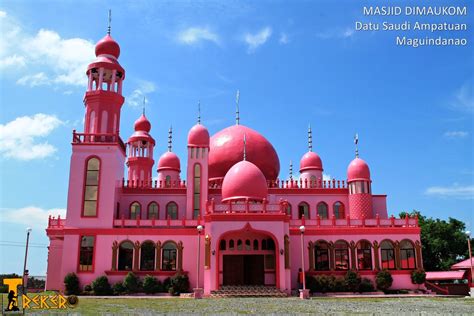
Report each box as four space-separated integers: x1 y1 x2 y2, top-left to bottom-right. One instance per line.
0 0 473 275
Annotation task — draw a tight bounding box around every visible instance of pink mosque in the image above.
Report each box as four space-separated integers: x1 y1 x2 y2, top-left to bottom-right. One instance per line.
45 28 423 295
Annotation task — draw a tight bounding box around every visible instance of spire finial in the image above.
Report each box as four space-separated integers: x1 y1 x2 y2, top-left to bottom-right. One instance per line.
197 100 201 124
142 96 146 115
236 89 240 125
168 126 173 152
289 160 293 180
308 124 313 152
354 133 359 158
107 9 112 35
243 133 247 161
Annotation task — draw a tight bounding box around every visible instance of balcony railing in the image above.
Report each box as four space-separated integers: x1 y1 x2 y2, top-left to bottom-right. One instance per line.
291 214 419 228
209 178 347 190
113 215 200 228
48 215 65 228
206 199 287 214
72 130 126 153
122 178 186 189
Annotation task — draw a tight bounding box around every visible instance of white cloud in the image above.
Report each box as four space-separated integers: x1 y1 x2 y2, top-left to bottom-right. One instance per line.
444 131 469 139
323 173 332 181
0 11 95 88
0 113 64 160
316 27 355 39
425 184 474 199
177 27 219 45
0 206 66 229
244 27 272 53
451 82 473 112
279 32 289 45
127 80 156 108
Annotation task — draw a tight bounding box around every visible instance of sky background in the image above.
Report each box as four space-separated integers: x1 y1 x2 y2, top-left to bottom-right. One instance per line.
0 0 473 275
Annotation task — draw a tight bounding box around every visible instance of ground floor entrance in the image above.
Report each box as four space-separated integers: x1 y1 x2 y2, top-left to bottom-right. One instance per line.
223 255 265 285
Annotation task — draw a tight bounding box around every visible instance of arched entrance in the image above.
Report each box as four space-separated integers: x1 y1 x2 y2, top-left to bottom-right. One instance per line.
217 226 278 288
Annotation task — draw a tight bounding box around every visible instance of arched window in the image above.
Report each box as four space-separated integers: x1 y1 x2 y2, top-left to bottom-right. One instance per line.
118 241 134 271
148 202 159 219
219 240 226 250
286 203 292 216
130 202 141 219
262 239 267 250
166 202 178 219
357 240 372 270
237 239 243 250
315 241 330 271
400 240 416 269
333 202 345 219
317 202 328 219
229 240 235 250
381 240 396 270
161 242 177 271
298 202 309 219
267 238 275 250
140 241 155 271
245 239 251 250
334 240 350 270
253 239 259 250
193 164 201 219
83 157 100 217
165 175 171 187
78 236 95 272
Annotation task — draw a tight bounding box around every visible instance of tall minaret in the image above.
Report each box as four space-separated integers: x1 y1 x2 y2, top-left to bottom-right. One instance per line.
299 124 323 187
187 104 210 219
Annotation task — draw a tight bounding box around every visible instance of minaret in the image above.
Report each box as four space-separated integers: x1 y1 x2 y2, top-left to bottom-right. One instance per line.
187 103 210 219
157 126 181 187
299 124 323 188
347 134 373 219
127 104 155 185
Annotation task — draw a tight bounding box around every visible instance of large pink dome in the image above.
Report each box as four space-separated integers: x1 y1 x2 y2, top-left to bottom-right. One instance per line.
300 151 323 172
209 125 280 181
188 124 210 147
221 161 268 202
347 158 370 182
157 152 180 172
95 34 120 58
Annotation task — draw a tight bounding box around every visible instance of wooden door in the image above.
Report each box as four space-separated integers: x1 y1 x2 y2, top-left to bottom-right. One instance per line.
223 255 244 285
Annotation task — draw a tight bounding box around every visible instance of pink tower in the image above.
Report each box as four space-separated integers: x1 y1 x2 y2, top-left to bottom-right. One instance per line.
186 110 210 219
157 126 181 187
347 135 373 219
126 111 155 185
299 125 323 188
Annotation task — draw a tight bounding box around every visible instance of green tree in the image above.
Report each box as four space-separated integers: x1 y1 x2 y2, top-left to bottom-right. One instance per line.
400 210 471 271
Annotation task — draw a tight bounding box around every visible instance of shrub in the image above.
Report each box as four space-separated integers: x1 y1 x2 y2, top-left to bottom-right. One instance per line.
92 276 112 295
344 270 361 292
332 276 346 292
113 282 126 295
411 269 426 286
314 275 332 293
169 273 189 295
123 272 140 293
305 275 318 293
84 284 92 292
64 273 80 295
143 275 159 294
163 277 172 292
376 270 393 291
359 278 375 292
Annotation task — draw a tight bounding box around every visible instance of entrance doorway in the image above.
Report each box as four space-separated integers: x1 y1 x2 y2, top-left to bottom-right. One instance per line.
223 255 264 285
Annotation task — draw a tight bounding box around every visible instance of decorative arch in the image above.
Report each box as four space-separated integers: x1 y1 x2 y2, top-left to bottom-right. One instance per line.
356 239 372 270
317 202 329 219
298 202 310 219
140 240 155 271
118 240 134 271
166 201 178 219
161 240 178 271
314 239 330 271
399 239 416 269
147 201 159 219
333 201 345 219
334 240 350 270
129 201 141 219
380 239 396 270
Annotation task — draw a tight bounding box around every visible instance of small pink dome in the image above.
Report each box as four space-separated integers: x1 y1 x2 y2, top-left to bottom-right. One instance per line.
188 124 210 147
95 34 120 58
157 152 181 172
221 160 268 202
134 114 151 132
299 151 323 172
347 158 371 182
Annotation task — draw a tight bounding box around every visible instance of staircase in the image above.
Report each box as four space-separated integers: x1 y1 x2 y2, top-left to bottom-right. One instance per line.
210 286 288 298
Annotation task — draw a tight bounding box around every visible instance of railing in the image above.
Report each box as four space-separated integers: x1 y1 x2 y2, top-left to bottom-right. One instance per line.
206 198 287 214
48 215 65 228
209 178 347 189
291 214 419 228
122 178 186 189
114 215 200 228
72 130 126 153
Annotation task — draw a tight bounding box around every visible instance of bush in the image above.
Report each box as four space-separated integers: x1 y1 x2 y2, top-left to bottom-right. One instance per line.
64 273 80 295
123 272 140 293
113 282 126 295
163 277 172 292
305 275 318 293
84 284 92 292
344 270 361 292
314 275 333 293
168 273 189 295
92 276 112 295
143 275 159 294
359 278 375 292
376 270 393 291
332 276 346 292
411 269 426 286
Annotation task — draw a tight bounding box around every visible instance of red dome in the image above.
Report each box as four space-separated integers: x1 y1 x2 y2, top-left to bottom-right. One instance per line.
157 152 181 172
300 151 323 172
209 125 280 181
188 124 210 147
347 158 371 182
95 34 120 58
134 114 151 132
221 161 268 202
